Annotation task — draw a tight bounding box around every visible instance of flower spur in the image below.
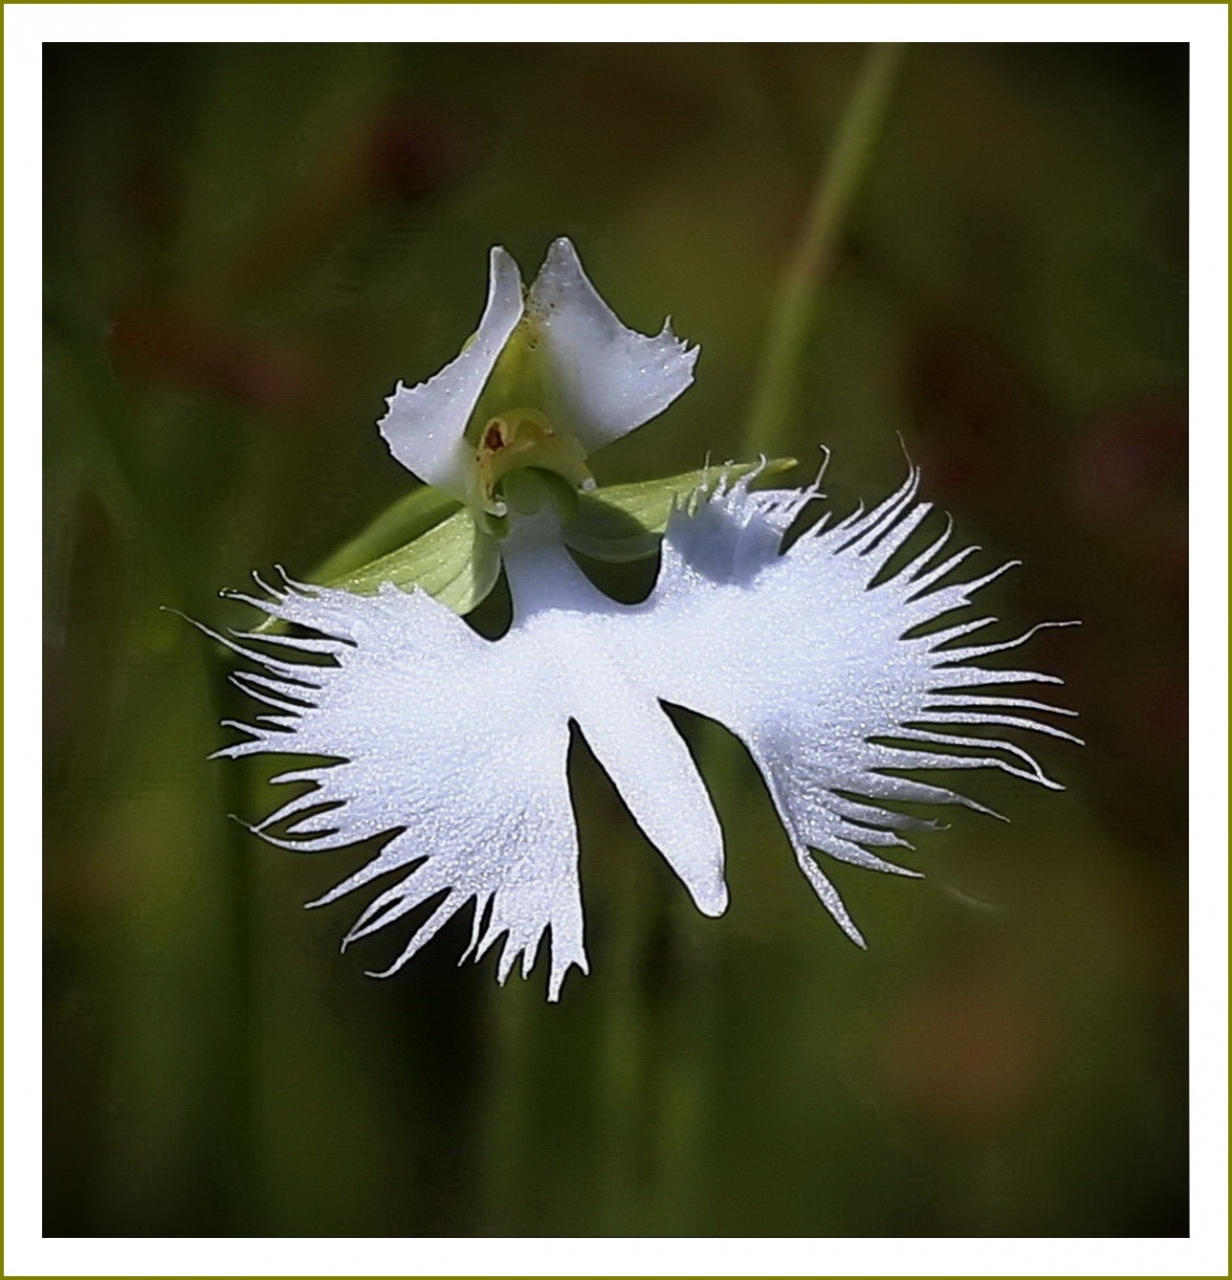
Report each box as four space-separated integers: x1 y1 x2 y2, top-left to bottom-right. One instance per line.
206 240 1077 1000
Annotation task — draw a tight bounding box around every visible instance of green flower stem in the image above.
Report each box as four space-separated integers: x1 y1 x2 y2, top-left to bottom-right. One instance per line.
745 42 905 455
644 719 741 1233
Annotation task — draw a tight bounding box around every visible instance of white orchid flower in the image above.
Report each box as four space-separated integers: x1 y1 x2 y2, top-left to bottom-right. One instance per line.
206 241 1075 1001
377 236 697 529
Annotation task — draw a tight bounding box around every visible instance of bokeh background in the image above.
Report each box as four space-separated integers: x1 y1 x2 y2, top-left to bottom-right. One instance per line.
44 43 1187 1237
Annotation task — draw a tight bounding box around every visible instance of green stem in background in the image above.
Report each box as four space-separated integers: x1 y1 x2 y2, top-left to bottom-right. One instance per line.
646 883 718 1235
644 718 740 1235
44 309 187 608
745 42 905 456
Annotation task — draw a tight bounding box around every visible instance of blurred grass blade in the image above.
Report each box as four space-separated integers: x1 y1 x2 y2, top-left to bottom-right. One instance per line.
44 299 187 602
745 42 904 454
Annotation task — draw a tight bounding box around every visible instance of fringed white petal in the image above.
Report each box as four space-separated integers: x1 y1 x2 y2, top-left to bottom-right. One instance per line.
377 247 524 493
211 572 587 1001
526 237 698 451
213 466 1071 993
620 468 1073 943
213 538 730 997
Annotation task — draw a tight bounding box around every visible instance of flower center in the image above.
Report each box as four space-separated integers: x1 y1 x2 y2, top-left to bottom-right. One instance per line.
473 407 594 519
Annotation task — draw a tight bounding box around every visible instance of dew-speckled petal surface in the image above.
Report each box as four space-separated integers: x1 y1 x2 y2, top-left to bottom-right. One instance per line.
526 237 698 451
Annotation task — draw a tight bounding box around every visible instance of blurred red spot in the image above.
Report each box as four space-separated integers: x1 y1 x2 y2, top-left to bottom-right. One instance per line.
1147 682 1187 743
907 326 1027 497
110 310 311 411
371 110 453 204
880 987 1042 1133
1073 405 1186 514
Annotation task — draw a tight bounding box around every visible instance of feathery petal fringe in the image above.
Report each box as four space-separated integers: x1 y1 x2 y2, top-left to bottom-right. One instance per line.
209 468 1074 996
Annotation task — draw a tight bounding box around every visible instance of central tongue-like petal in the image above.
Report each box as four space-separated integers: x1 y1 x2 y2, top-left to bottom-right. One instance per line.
503 521 728 918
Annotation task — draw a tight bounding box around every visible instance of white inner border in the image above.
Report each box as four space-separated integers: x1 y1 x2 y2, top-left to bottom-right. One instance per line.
10 4 1227 1277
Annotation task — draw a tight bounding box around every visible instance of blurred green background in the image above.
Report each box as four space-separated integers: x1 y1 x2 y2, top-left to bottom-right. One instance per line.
44 43 1187 1237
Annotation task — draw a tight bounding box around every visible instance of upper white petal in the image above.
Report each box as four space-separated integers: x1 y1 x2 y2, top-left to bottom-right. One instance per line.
525 237 698 452
377 246 524 493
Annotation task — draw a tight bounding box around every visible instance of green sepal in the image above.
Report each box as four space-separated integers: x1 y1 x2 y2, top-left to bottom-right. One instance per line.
311 484 462 585
302 456 796 618
562 457 797 563
325 508 501 615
